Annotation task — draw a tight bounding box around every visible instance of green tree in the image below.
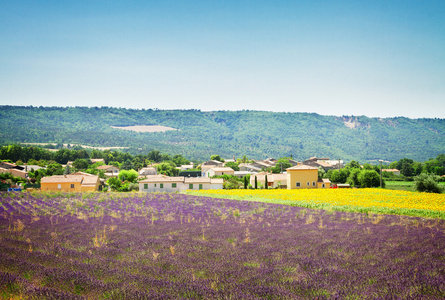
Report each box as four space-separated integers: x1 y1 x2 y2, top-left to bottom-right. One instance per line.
347 168 361 187
210 155 224 162
122 159 133 170
224 177 240 189
265 175 268 189
224 161 240 171
63 165 72 175
271 158 292 173
72 158 89 170
254 176 258 189
244 176 248 189
329 169 349 183
173 154 190 167
147 150 162 163
156 162 178 177
358 170 382 188
107 177 122 191
118 169 138 183
413 174 443 193
345 160 361 169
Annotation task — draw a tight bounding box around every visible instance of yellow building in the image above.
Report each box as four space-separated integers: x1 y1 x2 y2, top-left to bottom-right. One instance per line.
286 165 330 189
41 174 100 192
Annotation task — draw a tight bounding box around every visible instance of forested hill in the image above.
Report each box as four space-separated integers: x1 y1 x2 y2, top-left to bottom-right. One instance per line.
0 106 444 162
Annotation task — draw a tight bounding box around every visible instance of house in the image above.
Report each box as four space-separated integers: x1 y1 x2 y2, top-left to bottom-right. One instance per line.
184 177 224 190
234 171 256 179
303 157 337 171
90 158 105 164
20 165 46 172
286 165 330 189
139 167 157 176
383 169 400 176
0 167 29 179
180 163 195 171
41 174 100 192
0 161 19 170
250 172 288 189
317 178 331 189
139 175 184 192
202 160 224 167
205 167 235 177
239 163 262 173
250 172 270 188
250 160 274 169
271 173 288 189
138 175 223 192
97 165 120 177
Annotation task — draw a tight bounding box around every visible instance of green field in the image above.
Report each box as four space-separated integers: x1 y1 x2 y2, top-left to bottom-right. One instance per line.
385 180 445 191
384 181 415 191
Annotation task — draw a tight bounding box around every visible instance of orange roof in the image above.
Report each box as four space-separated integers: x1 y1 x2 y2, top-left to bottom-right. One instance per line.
139 176 185 183
287 165 318 171
209 167 234 172
97 165 118 170
41 175 84 183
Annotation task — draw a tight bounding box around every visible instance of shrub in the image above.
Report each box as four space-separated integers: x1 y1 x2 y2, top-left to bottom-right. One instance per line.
358 170 382 188
414 174 443 193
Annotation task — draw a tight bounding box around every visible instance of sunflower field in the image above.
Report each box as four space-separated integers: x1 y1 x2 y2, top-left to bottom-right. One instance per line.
187 188 445 219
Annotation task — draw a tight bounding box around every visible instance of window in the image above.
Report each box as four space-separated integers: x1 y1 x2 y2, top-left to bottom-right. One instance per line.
144 184 148 189
70 184 75 188
160 183 164 189
58 184 61 190
154 183 157 187
312 182 316 187
322 183 325 188
172 183 177 188
296 182 301 187
307 182 310 186
189 184 193 189
199 184 203 190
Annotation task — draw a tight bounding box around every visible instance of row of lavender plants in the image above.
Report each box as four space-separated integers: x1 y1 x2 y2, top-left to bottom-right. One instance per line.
1 191 445 299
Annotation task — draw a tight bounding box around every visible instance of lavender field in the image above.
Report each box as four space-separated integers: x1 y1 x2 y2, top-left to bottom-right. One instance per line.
1 192 445 299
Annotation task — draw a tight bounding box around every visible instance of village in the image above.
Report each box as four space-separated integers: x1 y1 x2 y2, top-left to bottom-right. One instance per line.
0 155 382 193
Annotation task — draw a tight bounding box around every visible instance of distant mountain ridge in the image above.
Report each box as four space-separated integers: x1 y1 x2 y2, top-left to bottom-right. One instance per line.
0 106 444 162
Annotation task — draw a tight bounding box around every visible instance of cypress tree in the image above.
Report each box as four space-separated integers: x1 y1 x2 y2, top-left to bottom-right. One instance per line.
265 175 268 189
254 176 258 189
244 176 248 189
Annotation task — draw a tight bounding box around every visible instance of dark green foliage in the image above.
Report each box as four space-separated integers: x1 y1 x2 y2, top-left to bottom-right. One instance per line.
345 160 361 169
346 168 361 187
414 174 444 193
1 106 444 161
106 177 121 191
358 170 382 188
271 158 292 173
210 155 224 162
72 158 90 170
265 175 268 189
224 161 239 171
244 176 248 189
328 169 350 184
118 170 138 183
63 165 71 175
254 176 258 189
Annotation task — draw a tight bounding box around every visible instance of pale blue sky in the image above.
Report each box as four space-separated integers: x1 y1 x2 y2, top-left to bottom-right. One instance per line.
1 1 444 118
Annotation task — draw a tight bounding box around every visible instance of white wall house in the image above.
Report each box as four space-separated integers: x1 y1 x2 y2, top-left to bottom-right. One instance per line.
97 165 120 177
139 176 184 192
205 167 235 177
139 175 224 192
139 167 157 176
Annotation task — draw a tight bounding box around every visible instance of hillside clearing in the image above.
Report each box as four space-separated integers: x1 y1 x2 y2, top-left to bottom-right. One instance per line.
110 125 179 132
